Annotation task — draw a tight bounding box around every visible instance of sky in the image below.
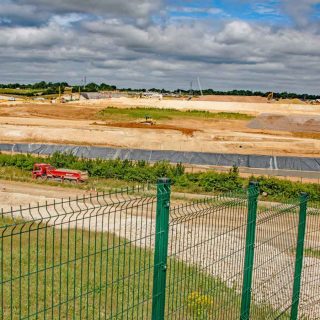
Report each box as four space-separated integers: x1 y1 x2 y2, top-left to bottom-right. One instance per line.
0 0 320 93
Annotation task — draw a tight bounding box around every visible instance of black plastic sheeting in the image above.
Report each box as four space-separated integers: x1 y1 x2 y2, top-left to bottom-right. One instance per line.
1 143 320 172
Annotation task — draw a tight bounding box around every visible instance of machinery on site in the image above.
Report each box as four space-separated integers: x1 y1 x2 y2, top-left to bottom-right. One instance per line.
141 114 156 125
32 163 88 183
267 92 274 102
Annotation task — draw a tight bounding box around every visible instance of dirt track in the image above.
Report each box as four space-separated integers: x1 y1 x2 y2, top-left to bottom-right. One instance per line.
0 180 87 210
1 98 320 156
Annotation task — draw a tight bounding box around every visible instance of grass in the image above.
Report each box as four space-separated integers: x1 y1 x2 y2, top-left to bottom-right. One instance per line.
98 107 254 122
2 165 320 208
0 166 138 192
0 216 283 319
304 248 320 259
0 88 44 96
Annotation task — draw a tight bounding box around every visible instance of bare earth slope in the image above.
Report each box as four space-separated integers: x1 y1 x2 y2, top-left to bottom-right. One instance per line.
1 98 320 157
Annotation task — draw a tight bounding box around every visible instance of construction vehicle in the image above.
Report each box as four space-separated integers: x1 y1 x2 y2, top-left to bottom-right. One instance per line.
141 114 156 125
32 163 88 183
267 92 274 102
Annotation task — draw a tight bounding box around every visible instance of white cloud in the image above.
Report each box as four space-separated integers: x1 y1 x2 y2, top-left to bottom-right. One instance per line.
50 14 84 27
15 0 163 19
0 1 319 93
253 2 281 15
282 0 320 26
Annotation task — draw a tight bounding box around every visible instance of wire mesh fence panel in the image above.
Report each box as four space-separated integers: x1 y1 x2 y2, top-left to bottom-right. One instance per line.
299 202 320 319
1 180 319 320
249 201 301 319
0 186 159 320
165 191 255 320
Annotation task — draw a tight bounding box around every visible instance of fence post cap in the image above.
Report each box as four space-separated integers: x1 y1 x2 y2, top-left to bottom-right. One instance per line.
157 177 171 184
249 181 259 187
300 192 308 200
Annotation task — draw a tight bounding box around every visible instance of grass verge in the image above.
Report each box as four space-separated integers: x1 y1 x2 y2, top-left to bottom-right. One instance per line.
98 107 254 121
0 217 283 319
1 153 320 206
0 166 137 192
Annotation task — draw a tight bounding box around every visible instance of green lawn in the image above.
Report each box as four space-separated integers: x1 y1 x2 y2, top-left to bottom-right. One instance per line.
98 107 254 122
0 217 283 319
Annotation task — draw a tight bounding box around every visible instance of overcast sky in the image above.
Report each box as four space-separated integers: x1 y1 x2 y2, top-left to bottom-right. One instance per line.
1 0 320 93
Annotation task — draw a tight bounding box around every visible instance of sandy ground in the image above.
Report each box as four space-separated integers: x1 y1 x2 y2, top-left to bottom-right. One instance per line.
0 180 89 210
73 97 320 116
1 98 320 156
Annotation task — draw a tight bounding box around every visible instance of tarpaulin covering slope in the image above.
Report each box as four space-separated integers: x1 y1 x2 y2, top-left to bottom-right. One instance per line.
1 143 320 172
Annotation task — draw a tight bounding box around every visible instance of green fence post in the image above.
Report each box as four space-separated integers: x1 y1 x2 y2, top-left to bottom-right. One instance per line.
240 181 259 320
290 192 308 320
152 178 171 320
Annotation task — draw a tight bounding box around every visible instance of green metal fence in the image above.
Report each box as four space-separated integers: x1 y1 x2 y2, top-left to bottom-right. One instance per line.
0 185 159 319
166 187 249 319
250 196 302 319
0 179 318 319
299 202 320 319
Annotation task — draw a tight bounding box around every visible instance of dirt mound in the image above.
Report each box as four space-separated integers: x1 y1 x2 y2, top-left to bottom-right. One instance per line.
0 103 100 120
92 122 199 136
248 114 320 133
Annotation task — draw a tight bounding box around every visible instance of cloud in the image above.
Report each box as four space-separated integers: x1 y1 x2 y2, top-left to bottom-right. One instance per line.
1 0 165 27
282 0 320 27
0 1 42 25
15 0 163 19
240 0 319 27
252 2 281 16
0 0 319 93
169 6 224 15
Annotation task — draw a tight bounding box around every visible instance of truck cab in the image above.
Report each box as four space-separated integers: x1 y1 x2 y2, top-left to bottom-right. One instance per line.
32 163 53 179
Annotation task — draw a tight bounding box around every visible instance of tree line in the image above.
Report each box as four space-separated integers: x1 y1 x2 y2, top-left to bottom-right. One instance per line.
0 82 319 100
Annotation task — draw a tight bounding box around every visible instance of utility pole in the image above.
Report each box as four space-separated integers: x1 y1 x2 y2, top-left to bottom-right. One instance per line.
189 81 193 96
197 77 203 96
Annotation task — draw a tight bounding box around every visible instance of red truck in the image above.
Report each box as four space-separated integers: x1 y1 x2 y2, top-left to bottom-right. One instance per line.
32 163 88 183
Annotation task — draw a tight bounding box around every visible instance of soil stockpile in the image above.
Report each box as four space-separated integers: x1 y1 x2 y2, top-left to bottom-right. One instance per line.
248 114 320 133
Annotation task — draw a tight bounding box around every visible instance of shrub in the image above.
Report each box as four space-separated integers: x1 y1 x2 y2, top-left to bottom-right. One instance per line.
1 152 320 203
187 291 214 318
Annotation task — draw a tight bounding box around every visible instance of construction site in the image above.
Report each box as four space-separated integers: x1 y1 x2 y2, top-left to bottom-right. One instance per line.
1 94 320 156
1 92 320 320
